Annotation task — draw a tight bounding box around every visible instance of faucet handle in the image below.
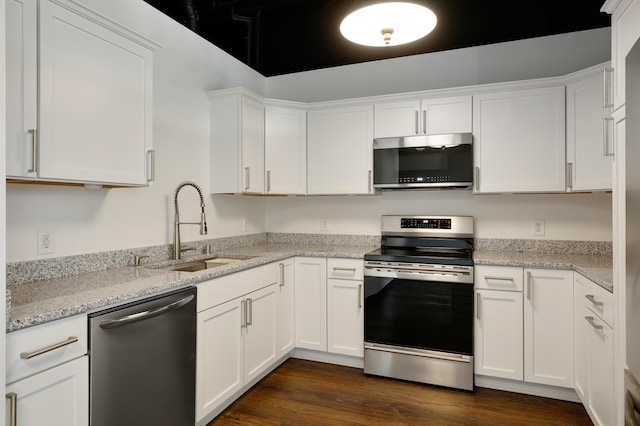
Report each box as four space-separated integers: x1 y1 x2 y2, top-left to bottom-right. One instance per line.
131 252 150 266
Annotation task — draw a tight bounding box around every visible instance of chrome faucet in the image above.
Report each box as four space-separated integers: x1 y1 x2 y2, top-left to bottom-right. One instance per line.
173 181 208 260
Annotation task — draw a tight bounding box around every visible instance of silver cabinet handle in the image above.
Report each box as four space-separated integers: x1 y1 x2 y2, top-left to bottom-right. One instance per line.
566 162 573 190
585 294 604 307
246 298 253 326
358 284 363 308
266 170 271 193
414 110 419 135
147 149 155 182
368 170 373 193
20 336 79 359
484 276 514 282
334 267 357 272
474 166 480 191
279 263 285 287
244 167 250 191
27 128 37 173
6 393 17 426
422 110 427 135
604 67 614 108
526 271 532 299
241 300 246 328
476 293 481 320
585 316 604 330
99 295 194 329
604 117 614 157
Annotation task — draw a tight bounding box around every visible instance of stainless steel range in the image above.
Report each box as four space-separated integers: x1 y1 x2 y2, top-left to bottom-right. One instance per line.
364 215 474 391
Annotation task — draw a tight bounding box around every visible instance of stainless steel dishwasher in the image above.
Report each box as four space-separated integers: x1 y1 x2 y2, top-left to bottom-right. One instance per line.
89 287 197 426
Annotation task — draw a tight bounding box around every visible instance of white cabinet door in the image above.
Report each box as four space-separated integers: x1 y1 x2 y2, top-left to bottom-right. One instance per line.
276 259 296 358
265 106 306 194
195 298 243 422
474 289 524 380
523 268 574 388
327 278 364 357
584 307 615 426
566 70 612 191
421 96 472 135
374 100 421 138
574 272 590 403
473 86 566 193
307 105 374 194
294 257 327 351
6 356 88 426
241 96 265 194
37 0 154 186
6 0 37 179
244 284 277 383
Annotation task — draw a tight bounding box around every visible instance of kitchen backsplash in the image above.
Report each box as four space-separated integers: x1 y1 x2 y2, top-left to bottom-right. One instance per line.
6 234 610 286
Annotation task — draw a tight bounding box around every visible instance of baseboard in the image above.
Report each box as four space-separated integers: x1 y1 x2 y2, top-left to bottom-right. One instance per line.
474 375 581 403
291 348 364 369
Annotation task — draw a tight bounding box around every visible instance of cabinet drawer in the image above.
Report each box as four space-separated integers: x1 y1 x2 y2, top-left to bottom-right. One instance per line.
197 262 279 312
582 276 614 328
475 265 523 291
327 258 363 280
7 314 88 384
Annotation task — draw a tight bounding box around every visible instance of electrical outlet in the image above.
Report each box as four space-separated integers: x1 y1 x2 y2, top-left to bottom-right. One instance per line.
37 228 55 255
320 218 329 232
532 219 545 236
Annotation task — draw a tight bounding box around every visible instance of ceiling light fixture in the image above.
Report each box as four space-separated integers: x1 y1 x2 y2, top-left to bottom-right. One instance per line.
340 1 437 47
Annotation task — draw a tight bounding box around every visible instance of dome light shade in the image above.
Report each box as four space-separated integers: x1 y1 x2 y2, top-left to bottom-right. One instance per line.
340 2 437 47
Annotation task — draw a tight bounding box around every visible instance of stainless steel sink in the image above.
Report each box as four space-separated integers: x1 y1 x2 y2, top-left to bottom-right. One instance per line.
167 257 243 272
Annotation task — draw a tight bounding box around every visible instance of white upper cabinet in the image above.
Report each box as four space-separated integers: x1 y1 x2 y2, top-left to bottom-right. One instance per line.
307 104 374 195
209 89 265 194
566 65 613 191
6 0 158 186
264 104 307 194
473 86 566 193
374 95 472 138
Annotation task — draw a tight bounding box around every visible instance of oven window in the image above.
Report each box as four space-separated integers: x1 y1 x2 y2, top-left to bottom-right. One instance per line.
364 277 473 355
373 144 472 185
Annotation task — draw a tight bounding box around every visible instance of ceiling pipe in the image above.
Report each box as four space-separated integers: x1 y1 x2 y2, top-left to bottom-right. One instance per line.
183 0 199 31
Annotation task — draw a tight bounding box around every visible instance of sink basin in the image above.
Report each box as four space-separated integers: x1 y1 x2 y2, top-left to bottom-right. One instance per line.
168 257 242 272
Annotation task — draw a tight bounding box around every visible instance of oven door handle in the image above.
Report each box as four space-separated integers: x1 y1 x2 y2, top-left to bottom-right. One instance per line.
365 343 472 364
365 268 468 278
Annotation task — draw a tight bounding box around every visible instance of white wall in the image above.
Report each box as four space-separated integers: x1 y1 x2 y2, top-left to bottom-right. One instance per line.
1 0 8 413
5 2 613 264
5 0 266 263
265 191 612 241
266 28 611 102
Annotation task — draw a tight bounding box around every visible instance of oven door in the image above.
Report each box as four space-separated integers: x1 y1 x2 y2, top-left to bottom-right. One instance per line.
364 274 474 355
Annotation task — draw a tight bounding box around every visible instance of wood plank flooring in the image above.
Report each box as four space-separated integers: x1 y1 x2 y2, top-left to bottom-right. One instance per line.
209 359 592 426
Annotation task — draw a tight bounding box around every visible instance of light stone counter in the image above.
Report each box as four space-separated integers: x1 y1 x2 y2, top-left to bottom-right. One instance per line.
474 250 613 292
6 243 378 332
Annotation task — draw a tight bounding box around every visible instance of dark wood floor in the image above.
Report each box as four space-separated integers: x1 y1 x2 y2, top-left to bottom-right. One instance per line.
209 358 592 426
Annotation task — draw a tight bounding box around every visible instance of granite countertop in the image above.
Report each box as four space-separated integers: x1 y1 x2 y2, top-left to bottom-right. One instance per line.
6 243 377 332
474 250 613 292
7 241 613 332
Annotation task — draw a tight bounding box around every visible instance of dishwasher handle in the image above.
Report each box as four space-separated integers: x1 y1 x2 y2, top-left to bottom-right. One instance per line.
99 294 195 329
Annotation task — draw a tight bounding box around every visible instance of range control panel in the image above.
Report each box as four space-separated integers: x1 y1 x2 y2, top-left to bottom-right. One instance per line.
400 218 452 229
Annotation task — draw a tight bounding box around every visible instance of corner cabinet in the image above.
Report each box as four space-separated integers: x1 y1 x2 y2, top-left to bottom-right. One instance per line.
307 105 375 195
473 86 566 193
565 65 613 192
6 0 158 187
209 89 265 194
294 257 327 351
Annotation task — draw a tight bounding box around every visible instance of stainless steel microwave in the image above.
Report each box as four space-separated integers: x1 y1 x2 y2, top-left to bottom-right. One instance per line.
373 133 473 189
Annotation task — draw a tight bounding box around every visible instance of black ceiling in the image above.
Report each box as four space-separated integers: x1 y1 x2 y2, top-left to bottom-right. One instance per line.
143 0 611 77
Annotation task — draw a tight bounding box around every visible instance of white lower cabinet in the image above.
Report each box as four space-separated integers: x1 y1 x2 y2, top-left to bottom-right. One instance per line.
524 268 574 388
195 262 279 422
295 257 364 357
276 259 296 358
574 272 615 426
475 266 574 390
5 314 89 426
